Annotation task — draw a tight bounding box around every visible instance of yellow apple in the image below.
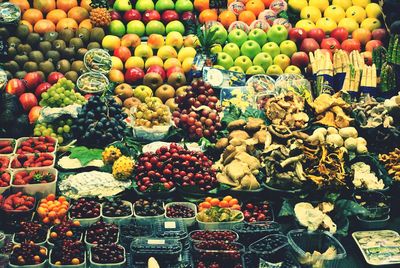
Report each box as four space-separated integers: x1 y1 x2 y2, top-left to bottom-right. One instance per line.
145 56 164 69
134 44 153 58
273 54 291 71
182 57 194 73
332 0 352 10
288 0 308 13
360 18 381 31
300 6 322 23
365 3 381 18
125 56 145 69
157 45 178 61
309 0 329 12
111 56 124 70
316 17 338 34
324 5 346 23
338 17 359 33
102 35 121 50
352 0 370 8
346 6 366 24
295 19 317 32
166 31 184 49
183 34 200 48
164 58 181 70
178 47 196 62
147 34 165 49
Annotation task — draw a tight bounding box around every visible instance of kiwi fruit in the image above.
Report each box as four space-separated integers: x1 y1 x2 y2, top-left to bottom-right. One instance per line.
76 28 90 44
3 61 19 74
15 71 27 79
16 24 30 40
0 27 9 39
43 32 58 42
90 27 105 43
14 54 29 67
76 48 88 60
29 51 44 63
69 37 84 50
64 71 78 83
26 33 41 47
58 28 75 43
7 47 17 58
87 42 101 50
71 60 85 73
39 61 55 75
38 41 52 54
45 50 61 62
23 61 39 72
53 39 66 53
62 47 75 59
7 36 21 48
57 59 71 73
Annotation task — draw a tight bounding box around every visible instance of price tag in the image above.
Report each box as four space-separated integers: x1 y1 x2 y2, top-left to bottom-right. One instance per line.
148 239 165 245
209 0 227 9
165 221 176 229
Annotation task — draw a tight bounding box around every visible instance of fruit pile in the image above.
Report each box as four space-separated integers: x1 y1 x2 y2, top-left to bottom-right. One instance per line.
0 139 15 154
0 157 10 172
190 230 238 242
9 241 47 266
16 136 56 154
37 194 69 225
11 153 54 169
102 199 132 217
132 97 171 128
166 204 196 218
14 221 48 244
86 221 119 245
91 243 125 264
194 240 243 264
0 171 11 187
34 119 74 144
69 198 101 219
242 200 273 222
0 192 35 211
12 170 55 185
133 199 165 216
51 240 85 266
134 143 218 192
48 220 82 244
199 196 241 212
38 78 86 108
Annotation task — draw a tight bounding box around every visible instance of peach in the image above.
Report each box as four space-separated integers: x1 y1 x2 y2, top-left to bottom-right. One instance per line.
157 45 178 61
108 69 125 83
121 34 141 48
147 34 165 49
166 31 183 49
352 28 372 46
164 58 181 70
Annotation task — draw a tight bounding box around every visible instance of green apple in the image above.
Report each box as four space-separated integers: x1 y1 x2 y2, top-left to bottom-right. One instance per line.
213 65 225 70
146 21 166 35
253 52 273 71
210 25 228 45
135 0 154 12
273 54 291 71
127 20 145 37
175 0 193 13
155 0 175 12
266 65 284 75
279 40 297 57
240 40 261 60
210 44 222 54
166 21 185 35
109 20 126 37
284 65 302 74
246 66 265 75
228 29 248 47
267 25 288 45
248 29 267 47
223 43 240 60
113 0 133 11
229 66 244 73
134 85 153 102
234 56 253 72
262 42 280 59
216 52 234 70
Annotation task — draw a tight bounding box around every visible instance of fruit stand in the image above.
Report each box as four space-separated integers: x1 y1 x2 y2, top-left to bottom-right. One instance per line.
1 0 400 267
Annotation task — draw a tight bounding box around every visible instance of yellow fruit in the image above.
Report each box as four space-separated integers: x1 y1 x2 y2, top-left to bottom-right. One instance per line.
360 17 381 31
288 0 307 13
112 156 134 180
332 0 352 10
338 17 359 33
125 56 144 69
102 146 122 164
308 0 329 12
365 3 381 18
111 56 124 70
324 5 346 23
295 19 316 32
164 58 181 70
316 17 337 34
346 6 366 24
177 47 196 62
182 57 194 73
352 0 370 8
145 56 164 69
102 35 121 50
300 6 322 23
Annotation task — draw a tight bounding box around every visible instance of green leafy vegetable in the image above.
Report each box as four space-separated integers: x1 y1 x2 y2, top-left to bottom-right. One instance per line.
68 146 103 166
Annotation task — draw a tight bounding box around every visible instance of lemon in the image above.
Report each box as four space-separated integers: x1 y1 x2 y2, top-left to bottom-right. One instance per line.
309 0 329 12
300 6 322 23
346 6 366 24
338 17 359 33
332 0 352 10
295 19 317 32
365 3 382 18
316 17 338 34
288 0 308 13
352 0 370 8
360 18 381 31
324 5 346 23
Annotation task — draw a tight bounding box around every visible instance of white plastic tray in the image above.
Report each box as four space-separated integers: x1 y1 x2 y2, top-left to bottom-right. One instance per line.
49 248 86 268
11 168 57 198
196 211 244 230
15 137 58 154
0 138 16 156
10 153 56 170
89 246 126 268
165 202 197 227
102 200 133 225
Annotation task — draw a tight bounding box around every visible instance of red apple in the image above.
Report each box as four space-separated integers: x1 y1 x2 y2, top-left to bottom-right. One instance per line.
109 10 122 20
6 78 26 96
161 10 179 24
307 28 325 44
288 28 307 44
362 51 373 66
113 46 132 62
365 40 383 52
166 66 184 77
28 106 41 124
372 28 388 42
34 82 51 98
123 9 141 22
23 72 43 90
143 10 161 24
341 39 361 53
147 65 166 80
330 27 349 43
291 52 309 69
125 67 145 84
321 38 341 53
300 38 320 53
19 93 38 111
47 72 64 84
181 11 196 22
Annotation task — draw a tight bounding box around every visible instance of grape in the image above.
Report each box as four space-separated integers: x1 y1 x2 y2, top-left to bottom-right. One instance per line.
34 117 74 145
63 125 70 133
40 78 86 108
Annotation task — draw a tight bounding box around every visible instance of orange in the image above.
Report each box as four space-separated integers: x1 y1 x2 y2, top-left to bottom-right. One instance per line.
210 198 220 206
53 218 61 225
68 6 89 23
66 231 73 237
229 198 239 206
218 10 237 28
262 0 274 8
245 0 265 17
219 200 229 208
20 20 33 32
80 0 92 11
47 194 56 201
200 201 211 209
46 9 67 24
223 195 233 202
238 10 256 25
33 0 56 14
10 0 30 12
198 9 218 24
231 204 241 210
79 19 93 29
58 196 67 202
48 211 57 219
73 220 81 227
194 0 209 12
37 207 47 216
40 198 47 203
205 197 213 202
50 232 57 238
34 19 56 33
56 18 78 31
58 208 67 217
22 9 43 25
57 0 78 12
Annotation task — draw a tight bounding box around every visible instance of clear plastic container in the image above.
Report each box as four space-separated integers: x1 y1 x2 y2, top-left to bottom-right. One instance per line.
68 200 102 227
192 241 245 264
84 48 112 74
287 229 347 268
8 247 47 268
0 138 16 156
15 137 58 154
84 226 120 249
11 168 57 198
90 245 126 268
196 210 244 230
102 200 133 225
12 223 48 246
130 237 182 264
234 221 281 246
189 230 239 244
165 202 197 227
119 220 153 249
353 191 390 221
10 153 56 170
249 233 288 263
77 72 110 94
46 226 84 249
154 219 188 248
357 215 390 230
49 249 86 268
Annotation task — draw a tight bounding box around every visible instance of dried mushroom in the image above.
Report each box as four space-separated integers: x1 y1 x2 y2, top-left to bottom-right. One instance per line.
227 119 246 131
353 95 396 128
312 93 353 128
379 148 400 181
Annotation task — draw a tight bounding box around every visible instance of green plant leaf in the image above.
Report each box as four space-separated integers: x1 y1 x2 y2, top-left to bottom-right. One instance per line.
335 199 369 218
278 199 296 217
68 146 103 166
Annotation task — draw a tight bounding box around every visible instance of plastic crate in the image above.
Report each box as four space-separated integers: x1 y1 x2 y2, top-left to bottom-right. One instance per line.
11 168 57 198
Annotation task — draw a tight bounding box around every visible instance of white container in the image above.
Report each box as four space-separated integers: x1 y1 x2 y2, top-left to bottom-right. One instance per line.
0 185 10 195
0 155 11 170
11 168 57 198
12 233 46 246
49 249 86 268
102 201 133 225
68 212 101 228
84 229 120 249
10 153 56 170
0 138 16 156
15 137 58 154
165 202 197 227
133 203 165 225
89 246 126 268
196 211 244 230
8 247 47 268
46 227 84 249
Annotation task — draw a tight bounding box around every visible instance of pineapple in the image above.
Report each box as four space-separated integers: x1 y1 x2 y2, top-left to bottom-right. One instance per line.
112 156 134 181
102 146 122 164
90 0 111 27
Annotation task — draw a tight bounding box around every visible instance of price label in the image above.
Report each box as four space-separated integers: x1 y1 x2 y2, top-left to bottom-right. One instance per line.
148 239 165 245
165 221 176 229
